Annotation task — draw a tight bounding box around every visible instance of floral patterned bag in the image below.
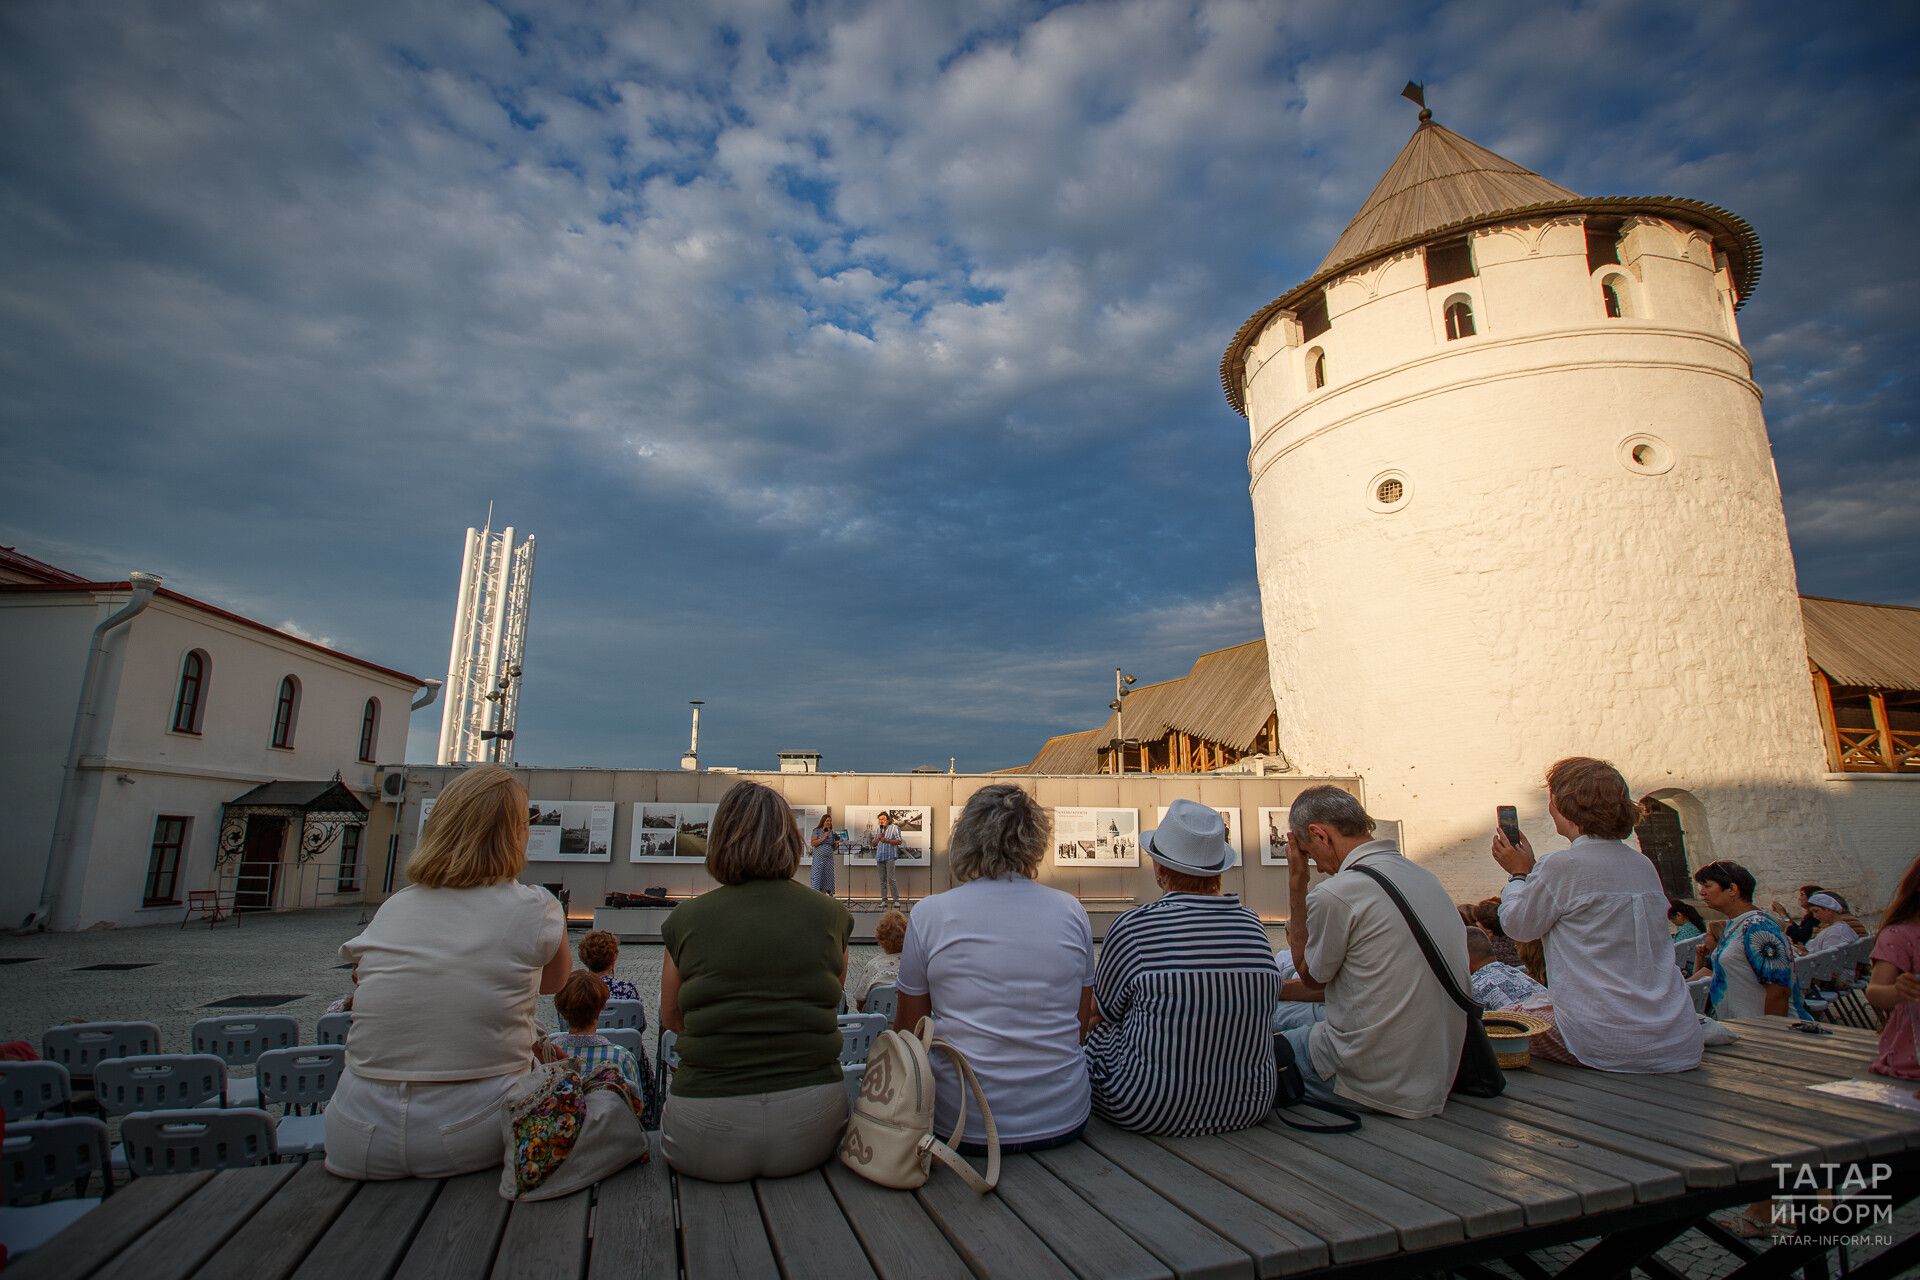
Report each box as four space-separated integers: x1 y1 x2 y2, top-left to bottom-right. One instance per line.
498 1061 649 1201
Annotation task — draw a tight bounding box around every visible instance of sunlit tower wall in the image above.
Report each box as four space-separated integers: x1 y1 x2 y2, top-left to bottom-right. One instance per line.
437 521 537 765
1220 106 1849 893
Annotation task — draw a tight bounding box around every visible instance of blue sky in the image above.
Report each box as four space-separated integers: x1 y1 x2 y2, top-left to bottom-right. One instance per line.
3 1 1916 772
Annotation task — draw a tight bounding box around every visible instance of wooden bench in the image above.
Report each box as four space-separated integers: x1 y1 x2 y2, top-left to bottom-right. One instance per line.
20 1020 1920 1279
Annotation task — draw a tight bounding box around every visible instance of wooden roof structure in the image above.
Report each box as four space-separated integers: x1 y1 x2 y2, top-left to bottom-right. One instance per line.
1219 112 1764 417
1803 595 1920 692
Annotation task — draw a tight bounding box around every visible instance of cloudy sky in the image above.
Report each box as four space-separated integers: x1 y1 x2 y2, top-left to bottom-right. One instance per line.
4 1 1916 772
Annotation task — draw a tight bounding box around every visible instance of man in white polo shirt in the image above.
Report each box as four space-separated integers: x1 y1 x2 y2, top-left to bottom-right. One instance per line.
1283 786 1467 1119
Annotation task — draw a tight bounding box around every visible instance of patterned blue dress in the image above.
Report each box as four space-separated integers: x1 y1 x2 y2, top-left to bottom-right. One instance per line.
809 829 838 895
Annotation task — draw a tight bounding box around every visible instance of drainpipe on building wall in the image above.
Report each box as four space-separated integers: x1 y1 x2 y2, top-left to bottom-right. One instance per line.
411 678 443 715
22 572 163 933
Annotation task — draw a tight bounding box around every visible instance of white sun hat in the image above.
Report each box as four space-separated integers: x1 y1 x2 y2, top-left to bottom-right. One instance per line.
1141 799 1236 876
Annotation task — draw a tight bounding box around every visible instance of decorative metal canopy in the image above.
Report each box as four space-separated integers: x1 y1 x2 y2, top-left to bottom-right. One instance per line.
218 774 370 868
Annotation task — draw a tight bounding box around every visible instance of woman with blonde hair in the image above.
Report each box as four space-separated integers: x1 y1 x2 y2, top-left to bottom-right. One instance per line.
895 784 1095 1155
325 765 571 1179
659 781 853 1182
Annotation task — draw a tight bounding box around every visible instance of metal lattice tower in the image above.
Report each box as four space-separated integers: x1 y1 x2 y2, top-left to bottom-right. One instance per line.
437 514 537 764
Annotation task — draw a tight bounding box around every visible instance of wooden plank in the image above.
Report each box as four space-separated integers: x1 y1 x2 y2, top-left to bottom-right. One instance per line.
1223 1124 1476 1247
1533 1060 1908 1157
1370 1112 1634 1215
491 1186 591 1280
1450 1094 1734 1188
1252 1119 1524 1238
93 1163 298 1280
196 1162 360 1280
1424 1106 1687 1202
1326 1117 1582 1228
1689 1058 1920 1145
1152 1132 1397 1265
289 1177 439 1280
1500 1071 1813 1178
1720 1017 1882 1056
1032 1141 1253 1280
756 1170 879 1280
5 1170 214 1280
1082 1122 1326 1278
822 1161 974 1280
394 1171 511 1280
992 1154 1172 1280
679 1176 780 1280
587 1142 677 1280
914 1162 1077 1280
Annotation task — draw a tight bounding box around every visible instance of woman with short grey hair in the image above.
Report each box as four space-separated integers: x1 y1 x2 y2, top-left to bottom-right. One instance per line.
895 785 1096 1155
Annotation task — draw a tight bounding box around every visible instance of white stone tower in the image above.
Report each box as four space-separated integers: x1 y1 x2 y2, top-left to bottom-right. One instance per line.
1221 98 1841 888
437 515 537 765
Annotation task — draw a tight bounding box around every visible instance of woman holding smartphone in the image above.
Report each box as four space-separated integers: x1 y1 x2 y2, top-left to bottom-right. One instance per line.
1491 757 1701 1072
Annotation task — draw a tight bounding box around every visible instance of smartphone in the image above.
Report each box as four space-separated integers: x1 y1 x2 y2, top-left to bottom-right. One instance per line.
1496 805 1523 846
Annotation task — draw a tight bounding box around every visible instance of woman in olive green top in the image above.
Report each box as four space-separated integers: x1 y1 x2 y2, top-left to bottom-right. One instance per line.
660 781 854 1181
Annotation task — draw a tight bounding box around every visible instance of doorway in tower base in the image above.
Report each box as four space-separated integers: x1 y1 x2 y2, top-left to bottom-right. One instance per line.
1636 790 1713 899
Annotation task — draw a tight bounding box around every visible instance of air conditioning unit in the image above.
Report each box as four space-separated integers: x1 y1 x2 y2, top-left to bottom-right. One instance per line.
380 773 407 804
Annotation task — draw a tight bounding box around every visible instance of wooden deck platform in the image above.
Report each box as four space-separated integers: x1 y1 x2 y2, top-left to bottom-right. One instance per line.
19 1019 1920 1279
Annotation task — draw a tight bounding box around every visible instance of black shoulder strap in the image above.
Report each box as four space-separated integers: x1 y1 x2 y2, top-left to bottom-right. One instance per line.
1347 862 1479 1015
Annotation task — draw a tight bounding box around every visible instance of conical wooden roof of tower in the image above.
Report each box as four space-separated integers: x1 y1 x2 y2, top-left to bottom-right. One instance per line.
1318 119 1578 272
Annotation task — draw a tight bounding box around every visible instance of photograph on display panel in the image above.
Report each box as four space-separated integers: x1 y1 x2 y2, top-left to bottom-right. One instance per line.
527 801 614 862
1258 807 1290 865
1052 807 1139 867
1155 805 1240 857
629 802 717 862
792 805 831 866
843 805 930 865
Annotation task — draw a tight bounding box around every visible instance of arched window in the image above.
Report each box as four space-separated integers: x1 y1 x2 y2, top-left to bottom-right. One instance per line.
172 650 209 734
271 676 300 749
1601 277 1626 318
1443 297 1476 341
1307 348 1327 391
358 698 380 763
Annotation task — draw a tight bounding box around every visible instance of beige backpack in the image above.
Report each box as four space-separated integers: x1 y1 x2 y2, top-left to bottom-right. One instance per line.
839 1016 999 1192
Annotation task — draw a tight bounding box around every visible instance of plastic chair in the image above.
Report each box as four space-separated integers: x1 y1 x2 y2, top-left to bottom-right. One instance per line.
0 1116 113 1259
601 1027 645 1058
0 1061 72 1120
862 983 899 1022
255 1046 345 1159
600 999 646 1031
1689 977 1711 1015
656 1029 680 1103
315 1011 352 1045
118 1108 276 1177
41 1022 162 1091
1672 936 1699 976
93 1055 228 1118
193 1015 299 1108
837 1013 888 1065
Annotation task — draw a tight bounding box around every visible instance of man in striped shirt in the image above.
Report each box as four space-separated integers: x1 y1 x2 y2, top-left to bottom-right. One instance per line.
1085 800 1281 1135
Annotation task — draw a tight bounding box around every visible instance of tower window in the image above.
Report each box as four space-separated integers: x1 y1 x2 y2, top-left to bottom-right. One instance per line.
1443 297 1476 340
1307 348 1327 390
1425 237 1475 288
1298 293 1330 341
1368 470 1412 512
1376 478 1404 505
1586 218 1623 272
1601 277 1626 318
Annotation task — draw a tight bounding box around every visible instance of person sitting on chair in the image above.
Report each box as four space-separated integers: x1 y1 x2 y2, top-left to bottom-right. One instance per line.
1693 860 1811 1021
1465 926 1548 1011
578 929 641 1004
1802 892 1867 955
853 910 907 1012
547 970 644 1089
1085 800 1279 1135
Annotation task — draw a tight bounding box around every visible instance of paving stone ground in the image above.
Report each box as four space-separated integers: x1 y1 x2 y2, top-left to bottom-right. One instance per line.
3 906 1912 1274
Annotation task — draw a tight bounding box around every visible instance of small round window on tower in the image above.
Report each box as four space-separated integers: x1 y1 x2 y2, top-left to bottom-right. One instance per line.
1368 470 1412 513
1618 434 1675 476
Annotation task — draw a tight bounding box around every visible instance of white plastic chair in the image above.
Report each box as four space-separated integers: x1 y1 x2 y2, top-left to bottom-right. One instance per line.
1 1116 112 1259
837 1013 887 1065
1689 976 1711 1014
255 1046 345 1159
41 1022 162 1094
600 999 646 1031
119 1108 276 1177
192 1015 298 1108
315 1011 352 1045
600 1027 644 1058
655 1029 680 1102
0 1061 72 1120
93 1055 228 1118
862 983 899 1022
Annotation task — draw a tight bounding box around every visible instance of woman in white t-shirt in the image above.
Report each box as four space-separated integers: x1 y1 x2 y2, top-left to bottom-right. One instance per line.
325 765 571 1180
1802 892 1867 955
895 785 1095 1154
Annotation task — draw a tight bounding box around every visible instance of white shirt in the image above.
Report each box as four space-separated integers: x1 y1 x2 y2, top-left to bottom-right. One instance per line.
341 881 565 1082
1499 836 1702 1072
896 876 1095 1144
1303 842 1467 1119
1805 922 1861 955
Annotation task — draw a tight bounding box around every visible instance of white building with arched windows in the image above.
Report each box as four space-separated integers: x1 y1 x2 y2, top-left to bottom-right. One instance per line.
0 546 431 930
